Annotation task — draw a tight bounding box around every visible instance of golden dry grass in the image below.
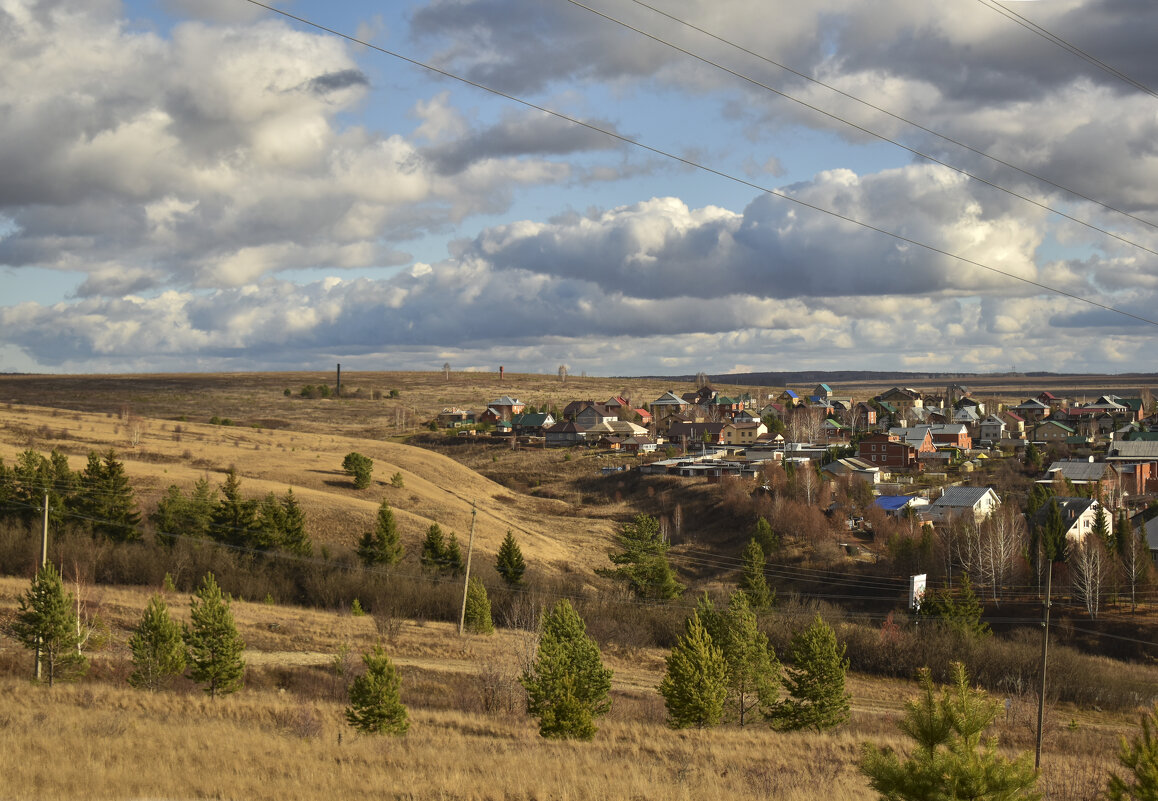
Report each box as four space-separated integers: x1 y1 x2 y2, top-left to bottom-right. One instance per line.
0 577 1133 801
0 400 621 579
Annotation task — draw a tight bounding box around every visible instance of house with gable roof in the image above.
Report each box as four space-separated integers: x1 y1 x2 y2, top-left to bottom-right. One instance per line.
1013 398 1051 421
650 391 691 421
1039 458 1117 495
929 487 1000 523
1030 497 1112 544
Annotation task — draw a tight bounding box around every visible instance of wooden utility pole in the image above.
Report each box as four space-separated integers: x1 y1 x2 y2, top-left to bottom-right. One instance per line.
1035 561 1053 771
34 491 48 681
457 506 478 636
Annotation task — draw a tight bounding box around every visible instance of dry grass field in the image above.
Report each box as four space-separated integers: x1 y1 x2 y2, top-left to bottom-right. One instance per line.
0 370 1155 799
0 575 1133 801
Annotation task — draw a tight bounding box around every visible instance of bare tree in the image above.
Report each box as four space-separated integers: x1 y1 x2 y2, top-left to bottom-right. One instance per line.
1069 535 1107 619
1120 523 1151 614
443 362 451 381
694 371 709 388
558 364 567 383
979 506 1026 604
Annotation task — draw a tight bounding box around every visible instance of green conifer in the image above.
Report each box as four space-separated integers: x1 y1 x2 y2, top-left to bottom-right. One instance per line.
463 577 494 635
658 611 729 729
184 573 246 699
357 500 403 567
860 662 1039 801
128 594 186 690
8 562 87 686
495 530 527 587
345 646 409 735
739 538 773 610
520 599 612 740
772 614 850 732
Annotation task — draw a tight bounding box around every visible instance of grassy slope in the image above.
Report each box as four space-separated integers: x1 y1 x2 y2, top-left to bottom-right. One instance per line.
0 576 1126 801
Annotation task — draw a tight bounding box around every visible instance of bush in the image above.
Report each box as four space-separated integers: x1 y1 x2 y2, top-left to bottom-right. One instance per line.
342 452 373 489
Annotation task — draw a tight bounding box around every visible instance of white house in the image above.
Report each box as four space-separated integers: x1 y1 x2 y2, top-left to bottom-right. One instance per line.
928 487 1001 523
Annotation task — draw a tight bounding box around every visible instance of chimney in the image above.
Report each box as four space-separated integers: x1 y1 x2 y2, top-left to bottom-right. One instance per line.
499 365 504 382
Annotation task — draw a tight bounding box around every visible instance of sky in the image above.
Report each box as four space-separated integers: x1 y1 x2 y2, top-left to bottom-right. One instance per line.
2 0 1158 377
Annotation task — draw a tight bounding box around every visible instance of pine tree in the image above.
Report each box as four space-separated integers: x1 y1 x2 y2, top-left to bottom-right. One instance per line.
184 573 246 699
602 513 684 600
1107 704 1158 801
753 516 779 556
919 574 991 639
278 488 312 557
772 614 850 732
8 562 87 686
658 611 729 729
521 599 613 740
443 531 464 576
72 450 140 541
739 538 773 610
210 469 259 548
860 662 1040 801
495 530 527 587
254 491 287 551
342 452 373 489
128 594 186 690
345 645 409 735
463 577 494 635
1093 504 1112 552
357 500 403 567
721 591 780 727
420 523 447 572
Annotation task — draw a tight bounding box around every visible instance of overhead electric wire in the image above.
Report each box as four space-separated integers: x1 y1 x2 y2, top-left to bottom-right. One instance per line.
977 0 1158 100
626 0 1158 234
562 0 1158 260
240 0 1158 331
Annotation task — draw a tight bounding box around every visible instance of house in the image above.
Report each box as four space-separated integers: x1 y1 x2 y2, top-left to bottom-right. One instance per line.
1030 419 1075 444
723 420 766 446
1142 517 1158 563
821 418 851 443
929 423 972 450
1040 459 1117 495
603 396 632 417
510 411 555 436
999 410 1026 439
483 396 526 421
1031 497 1112 544
575 405 617 427
650 391 691 420
1106 440 1158 495
873 495 930 517
622 436 658 454
928 487 1000 523
1012 398 1051 421
857 432 921 469
666 420 726 447
778 389 801 408
544 421 584 446
853 401 878 428
889 426 938 455
822 457 880 484
977 415 1007 444
436 408 474 428
813 383 834 400
876 387 923 414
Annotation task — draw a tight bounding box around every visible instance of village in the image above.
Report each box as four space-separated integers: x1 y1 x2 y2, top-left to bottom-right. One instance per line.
435 381 1158 563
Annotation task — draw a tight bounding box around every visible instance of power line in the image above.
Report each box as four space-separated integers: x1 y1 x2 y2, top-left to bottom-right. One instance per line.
563 0 1158 260
626 0 1158 234
239 0 1158 331
977 0 1158 100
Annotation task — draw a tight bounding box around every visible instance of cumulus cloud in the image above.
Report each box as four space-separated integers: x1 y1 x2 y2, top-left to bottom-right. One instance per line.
0 0 605 297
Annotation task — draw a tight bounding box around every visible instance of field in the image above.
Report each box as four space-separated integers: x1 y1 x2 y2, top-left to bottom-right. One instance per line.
0 370 1155 800
0 575 1134 801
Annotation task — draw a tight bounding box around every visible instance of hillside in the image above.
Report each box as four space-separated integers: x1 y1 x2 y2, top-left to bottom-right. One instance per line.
0 399 618 579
